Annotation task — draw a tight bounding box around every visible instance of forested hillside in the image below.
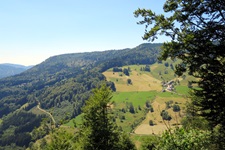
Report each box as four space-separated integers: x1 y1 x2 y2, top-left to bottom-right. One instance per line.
0 43 161 149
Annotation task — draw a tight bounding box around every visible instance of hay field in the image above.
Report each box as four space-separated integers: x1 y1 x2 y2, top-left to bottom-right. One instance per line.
103 70 162 92
134 96 187 135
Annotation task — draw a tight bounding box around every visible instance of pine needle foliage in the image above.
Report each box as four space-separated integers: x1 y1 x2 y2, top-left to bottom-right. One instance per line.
78 84 136 150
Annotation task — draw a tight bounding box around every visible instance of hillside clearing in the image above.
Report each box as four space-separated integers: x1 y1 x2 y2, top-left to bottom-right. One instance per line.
103 69 162 92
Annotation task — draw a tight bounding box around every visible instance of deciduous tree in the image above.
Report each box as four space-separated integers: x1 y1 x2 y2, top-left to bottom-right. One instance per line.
156 127 211 150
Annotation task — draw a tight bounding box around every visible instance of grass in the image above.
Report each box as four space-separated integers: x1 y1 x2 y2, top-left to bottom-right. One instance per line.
103 65 162 92
112 91 157 107
176 85 191 96
0 119 2 125
130 134 156 150
150 59 178 81
115 109 147 132
112 91 150 132
64 114 83 127
63 91 153 132
157 91 182 98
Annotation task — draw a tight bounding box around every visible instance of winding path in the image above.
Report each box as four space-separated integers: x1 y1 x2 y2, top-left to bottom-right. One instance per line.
37 102 56 127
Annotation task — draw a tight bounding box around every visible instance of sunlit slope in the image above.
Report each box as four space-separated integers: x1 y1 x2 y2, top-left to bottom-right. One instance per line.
150 59 197 86
103 65 162 92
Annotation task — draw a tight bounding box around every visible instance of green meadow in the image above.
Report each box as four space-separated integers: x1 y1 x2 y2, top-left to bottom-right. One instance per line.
112 91 157 107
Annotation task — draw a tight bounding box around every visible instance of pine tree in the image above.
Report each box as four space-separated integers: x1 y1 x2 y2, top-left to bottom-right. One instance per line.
78 84 136 150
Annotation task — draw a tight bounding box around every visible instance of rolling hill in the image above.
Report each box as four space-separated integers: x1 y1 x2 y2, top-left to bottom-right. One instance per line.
0 43 162 149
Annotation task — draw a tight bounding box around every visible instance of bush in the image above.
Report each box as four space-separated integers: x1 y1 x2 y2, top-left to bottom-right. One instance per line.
173 104 180 112
160 110 172 121
150 107 154 112
149 120 154 126
127 79 132 85
156 127 211 150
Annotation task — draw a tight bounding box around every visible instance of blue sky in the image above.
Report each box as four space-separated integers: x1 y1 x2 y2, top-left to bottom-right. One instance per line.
0 0 167 65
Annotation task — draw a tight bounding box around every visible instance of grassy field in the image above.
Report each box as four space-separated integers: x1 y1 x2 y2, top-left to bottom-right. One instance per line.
176 85 191 95
150 59 178 81
112 91 157 107
103 65 162 92
64 114 83 127
130 134 157 150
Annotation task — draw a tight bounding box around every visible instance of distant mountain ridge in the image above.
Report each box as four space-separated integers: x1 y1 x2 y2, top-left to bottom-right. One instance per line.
0 63 33 79
1 63 32 69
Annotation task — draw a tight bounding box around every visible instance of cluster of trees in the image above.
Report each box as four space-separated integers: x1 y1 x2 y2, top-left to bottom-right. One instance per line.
140 65 151 72
38 70 116 120
112 67 122 72
123 68 130 76
160 110 172 121
145 100 154 112
112 67 131 76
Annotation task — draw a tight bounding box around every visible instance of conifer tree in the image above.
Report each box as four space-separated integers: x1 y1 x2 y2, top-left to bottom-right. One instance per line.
78 84 136 150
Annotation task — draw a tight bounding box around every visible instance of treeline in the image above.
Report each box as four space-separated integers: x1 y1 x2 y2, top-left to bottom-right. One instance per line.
113 67 131 76
97 44 159 72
